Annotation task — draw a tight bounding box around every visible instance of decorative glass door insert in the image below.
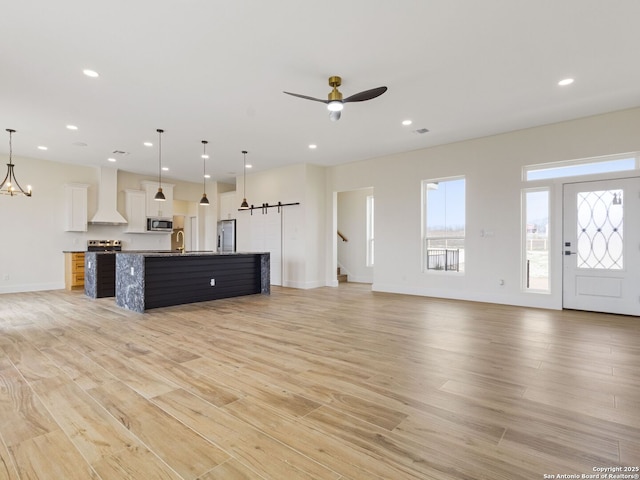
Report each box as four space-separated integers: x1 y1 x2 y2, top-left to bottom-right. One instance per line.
576 189 623 269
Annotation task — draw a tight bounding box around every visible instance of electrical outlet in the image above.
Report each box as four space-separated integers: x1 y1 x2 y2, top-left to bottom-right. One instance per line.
210 278 215 286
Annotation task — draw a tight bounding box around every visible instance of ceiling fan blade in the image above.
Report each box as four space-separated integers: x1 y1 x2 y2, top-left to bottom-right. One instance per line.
283 91 328 103
329 110 341 122
343 86 387 103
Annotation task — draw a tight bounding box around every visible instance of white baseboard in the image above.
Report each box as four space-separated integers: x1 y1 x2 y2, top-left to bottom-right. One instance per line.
0 282 65 294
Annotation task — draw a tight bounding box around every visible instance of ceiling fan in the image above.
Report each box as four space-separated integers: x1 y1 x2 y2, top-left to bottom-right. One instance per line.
284 76 387 121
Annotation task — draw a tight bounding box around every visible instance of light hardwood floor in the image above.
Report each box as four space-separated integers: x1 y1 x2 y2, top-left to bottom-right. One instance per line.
0 283 639 479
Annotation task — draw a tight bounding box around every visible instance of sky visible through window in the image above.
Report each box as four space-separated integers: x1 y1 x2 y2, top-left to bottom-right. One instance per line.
526 158 635 181
426 178 465 231
527 190 549 229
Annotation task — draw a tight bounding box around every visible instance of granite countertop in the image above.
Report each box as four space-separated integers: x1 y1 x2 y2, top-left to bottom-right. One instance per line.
78 250 268 256
117 251 266 257
85 250 209 255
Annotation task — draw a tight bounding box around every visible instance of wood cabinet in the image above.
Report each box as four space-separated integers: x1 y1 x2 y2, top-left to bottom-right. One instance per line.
64 184 89 232
64 252 85 291
124 189 147 233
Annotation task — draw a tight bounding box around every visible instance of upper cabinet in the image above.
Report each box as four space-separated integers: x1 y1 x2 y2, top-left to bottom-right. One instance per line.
124 189 147 233
141 181 174 218
219 191 237 220
64 183 89 232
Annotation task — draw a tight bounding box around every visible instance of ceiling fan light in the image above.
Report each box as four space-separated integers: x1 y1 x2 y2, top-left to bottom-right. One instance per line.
327 101 344 112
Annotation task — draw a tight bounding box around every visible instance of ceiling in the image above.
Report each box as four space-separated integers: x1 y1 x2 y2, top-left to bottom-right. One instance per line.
2 1 640 186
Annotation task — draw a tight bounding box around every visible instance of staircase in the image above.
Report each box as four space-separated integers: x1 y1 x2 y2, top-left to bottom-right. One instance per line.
337 267 347 283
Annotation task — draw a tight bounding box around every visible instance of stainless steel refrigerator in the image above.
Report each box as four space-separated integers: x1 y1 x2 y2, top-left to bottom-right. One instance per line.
217 219 236 252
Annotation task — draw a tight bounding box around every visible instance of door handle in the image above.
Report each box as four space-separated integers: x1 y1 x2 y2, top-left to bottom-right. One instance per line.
564 250 577 255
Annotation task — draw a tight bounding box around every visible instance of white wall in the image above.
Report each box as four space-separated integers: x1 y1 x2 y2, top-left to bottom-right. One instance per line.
234 163 326 288
303 164 327 288
327 107 640 310
337 188 374 284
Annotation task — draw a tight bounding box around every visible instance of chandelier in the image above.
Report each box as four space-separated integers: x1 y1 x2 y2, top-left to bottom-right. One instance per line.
1 129 32 197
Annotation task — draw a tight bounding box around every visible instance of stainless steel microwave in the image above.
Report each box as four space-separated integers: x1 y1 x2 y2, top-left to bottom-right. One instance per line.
147 217 173 232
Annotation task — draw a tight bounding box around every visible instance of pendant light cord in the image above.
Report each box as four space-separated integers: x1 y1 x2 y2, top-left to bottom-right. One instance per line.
8 129 13 165
243 150 247 197
157 129 163 189
202 140 207 193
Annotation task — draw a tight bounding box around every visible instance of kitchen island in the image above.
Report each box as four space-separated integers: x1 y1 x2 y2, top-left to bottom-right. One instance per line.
84 251 116 298
115 251 270 312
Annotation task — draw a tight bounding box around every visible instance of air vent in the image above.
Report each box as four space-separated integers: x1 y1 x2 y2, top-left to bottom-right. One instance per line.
413 128 429 134
111 150 130 155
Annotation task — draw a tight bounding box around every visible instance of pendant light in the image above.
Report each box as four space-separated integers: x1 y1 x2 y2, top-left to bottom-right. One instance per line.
1 129 32 197
239 150 249 210
154 128 166 201
199 140 210 206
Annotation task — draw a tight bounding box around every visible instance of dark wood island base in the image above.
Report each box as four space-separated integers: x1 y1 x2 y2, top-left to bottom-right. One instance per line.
115 252 270 312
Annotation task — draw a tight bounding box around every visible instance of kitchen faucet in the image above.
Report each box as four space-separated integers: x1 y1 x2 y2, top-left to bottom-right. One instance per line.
176 230 185 254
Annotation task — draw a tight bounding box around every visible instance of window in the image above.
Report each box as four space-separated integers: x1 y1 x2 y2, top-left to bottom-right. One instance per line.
524 155 636 181
422 177 465 272
523 188 549 291
366 195 374 266
576 189 623 270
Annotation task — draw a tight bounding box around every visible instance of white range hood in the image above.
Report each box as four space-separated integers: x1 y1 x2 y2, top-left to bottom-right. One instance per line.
89 167 128 225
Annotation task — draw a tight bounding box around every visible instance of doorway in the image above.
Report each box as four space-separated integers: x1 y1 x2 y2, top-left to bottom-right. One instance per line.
562 177 640 315
336 188 374 285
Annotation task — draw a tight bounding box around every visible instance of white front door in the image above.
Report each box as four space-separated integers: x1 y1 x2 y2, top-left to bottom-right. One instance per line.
562 177 640 316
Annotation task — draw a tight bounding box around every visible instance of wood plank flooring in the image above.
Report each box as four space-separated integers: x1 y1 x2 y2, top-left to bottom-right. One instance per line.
0 283 639 479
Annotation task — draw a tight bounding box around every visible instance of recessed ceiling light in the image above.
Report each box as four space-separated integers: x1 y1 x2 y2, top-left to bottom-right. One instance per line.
162 167 169 171
558 78 574 86
143 142 153 147
83 69 99 78
37 146 48 150
402 120 413 126
308 144 317 149
107 158 116 162
66 125 78 130
204 174 211 179
201 154 209 159
246 164 253 169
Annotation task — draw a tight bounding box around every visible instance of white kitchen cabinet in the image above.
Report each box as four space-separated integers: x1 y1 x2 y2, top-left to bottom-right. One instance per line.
141 181 174 218
64 183 89 232
124 189 147 233
218 191 237 220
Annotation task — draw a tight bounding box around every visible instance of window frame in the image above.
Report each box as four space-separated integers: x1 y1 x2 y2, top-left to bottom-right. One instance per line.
421 175 466 274
366 195 374 267
521 187 550 293
523 153 638 182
